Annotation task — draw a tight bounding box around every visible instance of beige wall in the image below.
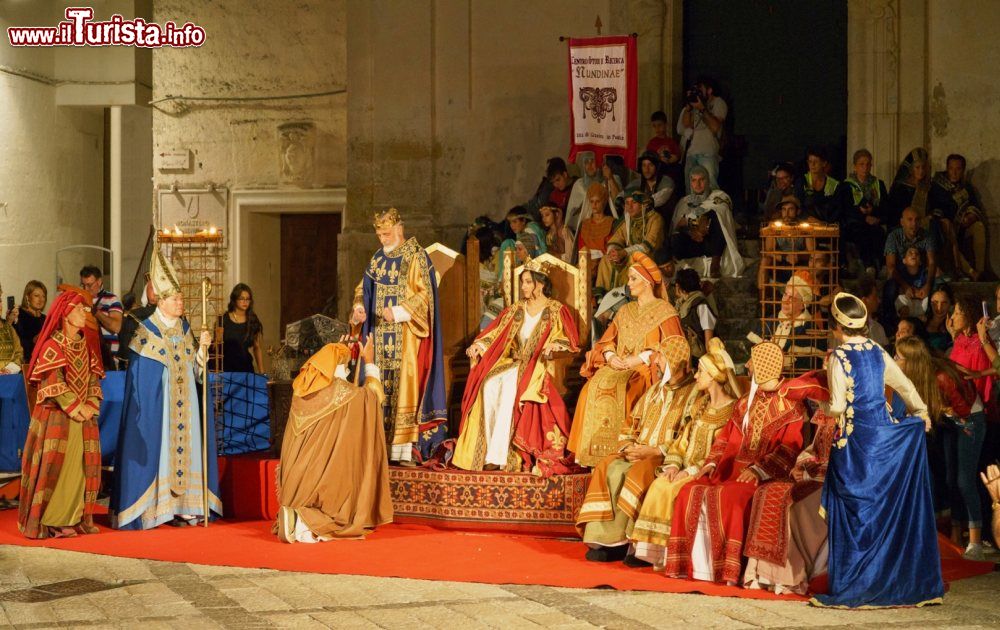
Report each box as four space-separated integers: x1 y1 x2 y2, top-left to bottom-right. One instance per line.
0 2 105 302
342 0 677 318
151 1 348 360
926 0 1000 272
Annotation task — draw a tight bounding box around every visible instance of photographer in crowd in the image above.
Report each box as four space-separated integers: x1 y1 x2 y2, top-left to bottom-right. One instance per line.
676 77 727 192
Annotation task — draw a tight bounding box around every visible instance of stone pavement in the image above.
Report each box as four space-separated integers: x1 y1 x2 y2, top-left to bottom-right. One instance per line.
0 545 998 629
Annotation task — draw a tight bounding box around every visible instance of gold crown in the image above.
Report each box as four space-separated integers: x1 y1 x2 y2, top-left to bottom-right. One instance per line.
831 292 868 329
372 207 402 230
523 257 554 277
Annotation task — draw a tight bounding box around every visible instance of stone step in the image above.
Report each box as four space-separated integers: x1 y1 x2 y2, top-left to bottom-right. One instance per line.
737 238 760 258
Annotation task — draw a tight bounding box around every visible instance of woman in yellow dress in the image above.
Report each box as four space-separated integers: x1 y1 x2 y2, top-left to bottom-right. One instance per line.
629 337 740 569
567 252 683 467
453 259 580 476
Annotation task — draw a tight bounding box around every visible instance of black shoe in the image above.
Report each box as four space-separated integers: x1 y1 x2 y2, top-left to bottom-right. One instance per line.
622 554 652 568
585 546 628 562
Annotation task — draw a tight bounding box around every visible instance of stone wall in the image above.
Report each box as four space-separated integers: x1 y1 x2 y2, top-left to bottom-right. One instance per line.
151 0 348 355
342 0 678 319
151 0 347 190
0 3 105 301
926 0 1000 274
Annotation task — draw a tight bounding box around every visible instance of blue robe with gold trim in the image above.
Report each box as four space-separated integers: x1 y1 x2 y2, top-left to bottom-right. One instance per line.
358 237 447 462
109 312 222 530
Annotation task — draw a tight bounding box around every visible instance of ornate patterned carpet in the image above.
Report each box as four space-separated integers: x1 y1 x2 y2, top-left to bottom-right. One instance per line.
388 468 589 536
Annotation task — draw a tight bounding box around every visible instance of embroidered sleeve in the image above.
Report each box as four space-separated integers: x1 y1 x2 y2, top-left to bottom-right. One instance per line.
662 421 692 469
827 353 848 417
37 368 81 415
84 371 103 414
399 253 431 338
353 279 364 308
642 211 665 252
704 416 736 468
755 413 806 480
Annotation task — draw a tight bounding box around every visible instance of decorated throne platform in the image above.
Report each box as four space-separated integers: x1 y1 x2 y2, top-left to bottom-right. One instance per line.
220 240 595 537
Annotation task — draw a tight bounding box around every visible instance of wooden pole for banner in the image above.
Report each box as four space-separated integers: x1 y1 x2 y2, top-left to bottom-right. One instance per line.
558 32 639 41
595 15 602 35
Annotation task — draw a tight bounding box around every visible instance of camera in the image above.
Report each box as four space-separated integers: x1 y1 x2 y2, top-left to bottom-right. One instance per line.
685 88 701 105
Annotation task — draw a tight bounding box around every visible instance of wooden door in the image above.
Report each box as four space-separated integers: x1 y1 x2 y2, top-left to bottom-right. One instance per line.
280 213 341 333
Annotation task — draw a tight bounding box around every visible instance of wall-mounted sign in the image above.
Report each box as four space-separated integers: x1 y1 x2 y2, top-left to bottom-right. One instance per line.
156 149 192 171
156 187 229 244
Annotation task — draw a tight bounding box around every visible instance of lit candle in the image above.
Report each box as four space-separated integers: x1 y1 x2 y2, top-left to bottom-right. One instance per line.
173 226 183 236
208 226 218 235
773 221 783 228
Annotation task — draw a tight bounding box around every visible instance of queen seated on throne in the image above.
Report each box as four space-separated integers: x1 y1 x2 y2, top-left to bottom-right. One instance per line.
453 258 581 477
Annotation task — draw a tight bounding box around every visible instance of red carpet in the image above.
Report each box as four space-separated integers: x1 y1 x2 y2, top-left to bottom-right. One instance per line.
0 510 992 601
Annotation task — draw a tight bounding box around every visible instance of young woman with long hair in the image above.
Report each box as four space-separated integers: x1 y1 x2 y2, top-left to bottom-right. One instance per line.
219 283 264 373
896 335 985 559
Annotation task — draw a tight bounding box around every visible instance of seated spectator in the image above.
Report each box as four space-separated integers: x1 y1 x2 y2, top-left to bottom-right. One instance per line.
670 166 744 278
893 247 930 319
577 182 615 260
593 242 630 329
486 217 544 327
857 276 889 346
925 285 955 354
497 207 546 281
795 147 843 225
80 264 123 371
885 147 931 228
603 191 664 264
593 192 664 325
897 335 986 561
624 151 674 222
566 151 606 231
604 155 629 215
758 195 816 292
759 163 796 219
526 157 576 218
674 268 716 361
931 154 987 280
539 206 574 263
842 149 889 273
12 280 47 363
881 207 937 331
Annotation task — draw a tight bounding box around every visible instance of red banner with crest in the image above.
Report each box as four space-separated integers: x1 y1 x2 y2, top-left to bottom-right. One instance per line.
567 35 638 170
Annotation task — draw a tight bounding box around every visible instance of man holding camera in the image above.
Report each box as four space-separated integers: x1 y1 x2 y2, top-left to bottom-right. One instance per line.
676 78 727 193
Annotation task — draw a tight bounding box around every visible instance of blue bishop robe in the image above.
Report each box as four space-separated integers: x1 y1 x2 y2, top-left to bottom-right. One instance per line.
110 312 222 530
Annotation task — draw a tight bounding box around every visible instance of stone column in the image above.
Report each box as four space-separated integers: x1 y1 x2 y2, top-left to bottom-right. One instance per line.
847 0 927 179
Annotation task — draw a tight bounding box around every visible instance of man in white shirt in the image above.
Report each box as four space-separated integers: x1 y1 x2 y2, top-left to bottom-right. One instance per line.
676 77 727 192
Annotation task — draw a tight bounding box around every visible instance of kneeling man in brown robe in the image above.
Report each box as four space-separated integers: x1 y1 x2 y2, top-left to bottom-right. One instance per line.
275 338 393 542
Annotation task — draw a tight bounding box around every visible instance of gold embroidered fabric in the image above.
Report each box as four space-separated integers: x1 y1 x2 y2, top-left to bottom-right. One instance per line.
289 379 361 435
614 300 676 356
0 321 21 366
133 316 198 496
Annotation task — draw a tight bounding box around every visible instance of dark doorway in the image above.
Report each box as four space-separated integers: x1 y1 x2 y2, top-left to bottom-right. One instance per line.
683 0 847 208
280 213 341 332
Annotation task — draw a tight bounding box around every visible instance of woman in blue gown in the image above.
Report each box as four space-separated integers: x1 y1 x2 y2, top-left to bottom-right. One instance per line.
811 292 943 608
